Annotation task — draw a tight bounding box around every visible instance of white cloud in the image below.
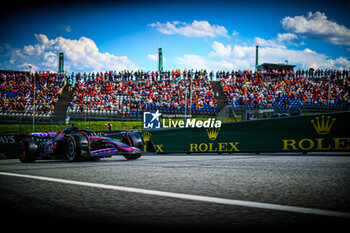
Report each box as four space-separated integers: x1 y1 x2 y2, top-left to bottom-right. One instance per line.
175 54 236 71
256 45 350 70
147 54 157 61
175 55 207 70
149 20 229 38
281 11 350 46
232 30 238 37
147 53 166 62
176 41 350 71
276 33 303 45
255 33 303 48
255 37 286 49
1 34 137 72
209 41 232 58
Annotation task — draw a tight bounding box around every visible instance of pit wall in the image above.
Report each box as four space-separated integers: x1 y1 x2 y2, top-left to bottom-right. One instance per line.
133 111 350 154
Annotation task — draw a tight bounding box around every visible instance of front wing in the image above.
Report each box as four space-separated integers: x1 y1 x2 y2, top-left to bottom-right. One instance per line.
90 147 143 157
88 136 143 157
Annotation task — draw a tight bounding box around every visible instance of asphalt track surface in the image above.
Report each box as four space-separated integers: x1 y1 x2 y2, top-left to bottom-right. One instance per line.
1 154 350 232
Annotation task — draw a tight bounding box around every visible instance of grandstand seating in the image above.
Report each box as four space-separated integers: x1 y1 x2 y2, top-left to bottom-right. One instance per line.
68 74 217 118
0 72 65 120
220 70 349 112
0 69 349 122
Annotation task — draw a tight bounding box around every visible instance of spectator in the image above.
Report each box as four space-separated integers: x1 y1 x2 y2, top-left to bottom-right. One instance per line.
107 123 113 131
220 69 350 109
0 71 65 115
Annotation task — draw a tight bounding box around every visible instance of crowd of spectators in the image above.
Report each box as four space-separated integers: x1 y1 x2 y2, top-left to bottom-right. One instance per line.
220 69 350 110
70 69 215 82
0 71 65 116
216 68 349 80
70 70 216 116
1 68 349 120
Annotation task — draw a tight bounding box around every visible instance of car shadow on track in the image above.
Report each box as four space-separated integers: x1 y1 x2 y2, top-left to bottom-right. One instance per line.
2 158 148 173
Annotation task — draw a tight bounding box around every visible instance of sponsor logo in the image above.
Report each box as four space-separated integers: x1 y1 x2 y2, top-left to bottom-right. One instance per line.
143 110 162 129
189 127 239 153
141 131 164 152
142 131 151 143
163 118 222 129
311 115 335 135
144 110 222 129
0 135 15 144
282 115 349 151
206 127 220 141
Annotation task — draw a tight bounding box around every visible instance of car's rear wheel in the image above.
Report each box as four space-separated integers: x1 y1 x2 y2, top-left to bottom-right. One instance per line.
19 140 38 163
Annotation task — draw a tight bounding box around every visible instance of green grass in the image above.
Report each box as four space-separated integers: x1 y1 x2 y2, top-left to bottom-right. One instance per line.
0 120 143 135
3 112 326 135
0 116 238 135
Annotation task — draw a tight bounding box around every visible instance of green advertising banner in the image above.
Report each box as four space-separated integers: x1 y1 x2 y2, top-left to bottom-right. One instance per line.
0 143 19 159
135 111 350 153
1 111 349 159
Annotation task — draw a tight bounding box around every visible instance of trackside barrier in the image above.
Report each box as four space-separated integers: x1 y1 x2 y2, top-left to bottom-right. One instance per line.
1 111 349 159
127 111 350 154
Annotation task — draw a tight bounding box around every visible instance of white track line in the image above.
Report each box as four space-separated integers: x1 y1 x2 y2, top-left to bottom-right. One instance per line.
1 171 350 219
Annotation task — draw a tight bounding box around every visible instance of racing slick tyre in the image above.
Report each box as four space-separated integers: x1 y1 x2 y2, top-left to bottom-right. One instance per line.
122 132 143 149
122 132 142 160
123 153 141 160
19 140 38 163
67 134 89 162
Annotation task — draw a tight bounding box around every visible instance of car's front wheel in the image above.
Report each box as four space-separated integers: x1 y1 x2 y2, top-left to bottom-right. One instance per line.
122 132 142 160
123 154 141 160
67 134 89 162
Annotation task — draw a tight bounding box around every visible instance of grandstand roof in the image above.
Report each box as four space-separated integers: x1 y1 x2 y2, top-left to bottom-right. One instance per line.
258 63 296 71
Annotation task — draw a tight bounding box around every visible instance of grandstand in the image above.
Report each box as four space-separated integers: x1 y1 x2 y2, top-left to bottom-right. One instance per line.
0 71 64 121
221 69 350 115
68 72 217 119
0 68 349 123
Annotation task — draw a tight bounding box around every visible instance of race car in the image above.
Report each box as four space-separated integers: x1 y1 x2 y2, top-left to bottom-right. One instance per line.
18 125 156 162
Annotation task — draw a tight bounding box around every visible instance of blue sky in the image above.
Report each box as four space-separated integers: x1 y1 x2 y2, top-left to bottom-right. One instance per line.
0 0 349 72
